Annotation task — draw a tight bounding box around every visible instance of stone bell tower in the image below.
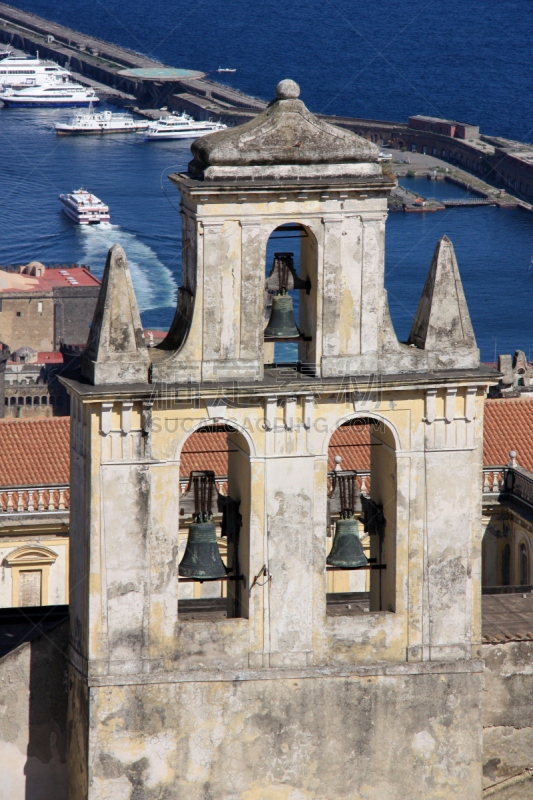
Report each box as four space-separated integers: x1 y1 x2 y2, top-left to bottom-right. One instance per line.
64 80 495 799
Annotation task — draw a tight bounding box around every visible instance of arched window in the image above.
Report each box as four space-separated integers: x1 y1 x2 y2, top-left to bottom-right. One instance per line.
177 424 251 621
264 223 316 368
520 542 529 586
326 417 396 615
17 397 24 406
441 149 446 158
502 543 511 585
41 396 48 405
5 545 58 607
10 397 16 406
33 396 40 405
25 396 32 405
422 146 427 155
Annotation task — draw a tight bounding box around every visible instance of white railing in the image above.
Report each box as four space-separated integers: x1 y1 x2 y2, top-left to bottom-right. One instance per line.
483 467 506 495
0 484 70 514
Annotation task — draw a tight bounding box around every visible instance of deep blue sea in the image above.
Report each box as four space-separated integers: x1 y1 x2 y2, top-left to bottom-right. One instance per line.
2 0 533 360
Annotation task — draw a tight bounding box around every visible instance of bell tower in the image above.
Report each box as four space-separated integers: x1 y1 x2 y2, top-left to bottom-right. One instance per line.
65 80 494 800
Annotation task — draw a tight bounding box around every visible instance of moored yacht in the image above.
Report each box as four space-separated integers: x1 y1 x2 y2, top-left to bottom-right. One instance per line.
59 188 110 225
144 113 227 140
0 82 100 107
55 108 149 135
0 55 72 88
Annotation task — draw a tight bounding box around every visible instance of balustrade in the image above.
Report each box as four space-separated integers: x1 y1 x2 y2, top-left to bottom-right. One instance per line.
0 485 70 513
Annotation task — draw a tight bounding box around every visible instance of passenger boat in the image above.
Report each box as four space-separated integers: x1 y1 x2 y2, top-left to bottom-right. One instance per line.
0 55 72 88
0 81 100 107
59 188 110 225
55 108 149 135
217 67 236 72
144 113 227 140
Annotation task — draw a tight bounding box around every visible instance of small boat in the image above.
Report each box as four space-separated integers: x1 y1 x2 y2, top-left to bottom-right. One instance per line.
217 67 236 73
144 113 227 141
59 188 110 225
55 108 149 135
0 55 72 88
0 81 99 107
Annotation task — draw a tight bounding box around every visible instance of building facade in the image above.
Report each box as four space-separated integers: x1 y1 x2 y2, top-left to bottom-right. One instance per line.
0 262 100 352
62 80 496 799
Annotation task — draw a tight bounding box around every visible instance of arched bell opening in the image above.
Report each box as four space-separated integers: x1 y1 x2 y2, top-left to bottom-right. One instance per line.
177 424 251 621
326 417 397 616
263 223 317 371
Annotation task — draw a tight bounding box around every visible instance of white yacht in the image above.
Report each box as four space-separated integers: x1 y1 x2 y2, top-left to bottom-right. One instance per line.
144 113 227 140
55 108 149 135
59 188 110 225
0 55 72 88
0 82 100 107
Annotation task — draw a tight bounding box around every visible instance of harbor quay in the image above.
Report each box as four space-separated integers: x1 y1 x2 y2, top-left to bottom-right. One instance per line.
2 0 533 208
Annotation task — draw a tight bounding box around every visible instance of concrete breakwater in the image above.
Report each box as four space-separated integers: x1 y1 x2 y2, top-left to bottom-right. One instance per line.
0 1 266 121
2 1 533 212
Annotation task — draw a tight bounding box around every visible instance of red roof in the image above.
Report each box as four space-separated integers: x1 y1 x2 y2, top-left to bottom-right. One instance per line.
483 399 533 470
36 352 64 364
0 418 70 486
181 430 228 477
0 267 100 293
0 399 529 490
328 424 371 471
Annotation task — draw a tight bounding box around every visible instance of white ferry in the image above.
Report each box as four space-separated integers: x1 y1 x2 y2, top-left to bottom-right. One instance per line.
144 113 227 140
59 188 110 225
0 55 72 88
0 82 100 107
55 108 149 135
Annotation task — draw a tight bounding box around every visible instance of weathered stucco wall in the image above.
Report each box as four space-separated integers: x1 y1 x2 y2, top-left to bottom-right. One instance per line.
483 641 533 797
83 668 482 800
0 621 68 800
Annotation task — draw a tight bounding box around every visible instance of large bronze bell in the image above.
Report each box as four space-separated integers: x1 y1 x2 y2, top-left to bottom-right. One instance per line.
326 514 368 569
264 289 300 339
179 516 227 581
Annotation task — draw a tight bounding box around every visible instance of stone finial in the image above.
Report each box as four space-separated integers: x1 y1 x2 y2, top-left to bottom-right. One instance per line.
408 235 477 355
334 455 342 472
509 450 518 468
81 244 149 385
276 79 300 99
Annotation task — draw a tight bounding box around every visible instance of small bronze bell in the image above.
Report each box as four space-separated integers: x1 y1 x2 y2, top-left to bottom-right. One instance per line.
179 514 227 581
326 513 368 569
264 289 300 339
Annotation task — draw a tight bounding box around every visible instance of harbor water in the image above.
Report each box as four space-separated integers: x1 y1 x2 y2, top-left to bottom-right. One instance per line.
2 0 533 360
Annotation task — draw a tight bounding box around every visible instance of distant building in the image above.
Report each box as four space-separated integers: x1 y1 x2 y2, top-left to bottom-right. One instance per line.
0 261 100 352
0 417 70 608
488 349 533 397
3 348 81 417
408 114 480 140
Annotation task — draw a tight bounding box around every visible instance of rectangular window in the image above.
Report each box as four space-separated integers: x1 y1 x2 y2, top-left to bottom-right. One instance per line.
37 302 42 313
16 311 21 317
19 570 42 606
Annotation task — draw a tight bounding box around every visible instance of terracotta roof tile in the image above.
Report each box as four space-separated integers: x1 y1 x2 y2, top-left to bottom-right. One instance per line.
328 424 371 471
181 430 228 477
484 399 533 470
0 417 70 486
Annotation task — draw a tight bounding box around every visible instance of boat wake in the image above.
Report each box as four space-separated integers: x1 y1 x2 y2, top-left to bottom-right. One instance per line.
79 223 178 314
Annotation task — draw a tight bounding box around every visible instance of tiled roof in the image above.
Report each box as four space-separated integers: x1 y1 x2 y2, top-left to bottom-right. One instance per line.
482 593 533 643
181 430 228 477
0 418 70 486
484 399 533 470
328 424 371 471
0 399 528 489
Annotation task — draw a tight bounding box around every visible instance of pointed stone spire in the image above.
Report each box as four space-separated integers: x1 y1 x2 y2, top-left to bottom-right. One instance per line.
408 235 477 355
81 244 150 385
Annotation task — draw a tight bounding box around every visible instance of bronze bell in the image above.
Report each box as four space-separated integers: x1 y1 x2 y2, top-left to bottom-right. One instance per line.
326 513 368 569
264 289 300 339
179 515 227 581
